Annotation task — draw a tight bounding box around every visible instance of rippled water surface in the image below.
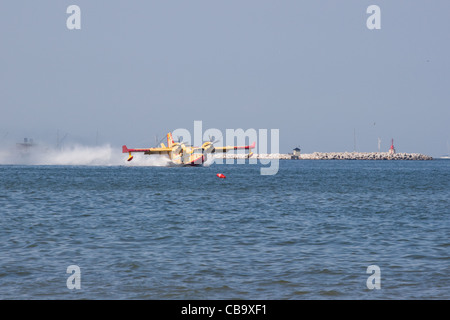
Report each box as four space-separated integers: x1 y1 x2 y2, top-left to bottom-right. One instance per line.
1 160 449 299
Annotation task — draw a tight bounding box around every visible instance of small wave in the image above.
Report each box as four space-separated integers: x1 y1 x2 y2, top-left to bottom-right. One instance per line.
319 289 345 297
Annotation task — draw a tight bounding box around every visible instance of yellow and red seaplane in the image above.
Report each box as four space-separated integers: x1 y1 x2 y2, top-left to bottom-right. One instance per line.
122 133 255 166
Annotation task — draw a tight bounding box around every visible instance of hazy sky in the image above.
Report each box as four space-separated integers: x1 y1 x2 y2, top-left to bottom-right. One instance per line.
0 1 449 156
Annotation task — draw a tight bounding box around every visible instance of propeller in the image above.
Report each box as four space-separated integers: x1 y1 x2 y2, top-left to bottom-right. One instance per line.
201 134 222 153
175 136 191 146
208 134 221 145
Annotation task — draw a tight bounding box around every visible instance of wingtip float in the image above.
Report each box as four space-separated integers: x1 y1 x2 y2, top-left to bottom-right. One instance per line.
122 146 134 161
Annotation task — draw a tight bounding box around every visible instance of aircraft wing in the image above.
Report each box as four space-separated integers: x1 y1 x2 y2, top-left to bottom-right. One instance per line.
212 141 256 153
122 145 173 154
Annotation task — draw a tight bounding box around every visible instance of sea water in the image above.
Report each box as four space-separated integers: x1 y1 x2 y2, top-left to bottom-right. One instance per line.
0 160 448 299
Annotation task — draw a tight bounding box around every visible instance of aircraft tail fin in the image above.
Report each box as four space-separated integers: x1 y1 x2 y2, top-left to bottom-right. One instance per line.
167 133 174 148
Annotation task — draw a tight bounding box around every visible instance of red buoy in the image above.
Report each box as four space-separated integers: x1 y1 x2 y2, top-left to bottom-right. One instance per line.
216 173 226 179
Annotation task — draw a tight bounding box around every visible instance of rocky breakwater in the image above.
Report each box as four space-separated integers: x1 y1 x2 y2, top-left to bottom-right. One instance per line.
217 152 433 160
300 152 433 160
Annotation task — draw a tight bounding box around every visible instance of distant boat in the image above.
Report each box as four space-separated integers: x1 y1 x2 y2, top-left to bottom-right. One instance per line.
16 138 36 157
16 138 35 151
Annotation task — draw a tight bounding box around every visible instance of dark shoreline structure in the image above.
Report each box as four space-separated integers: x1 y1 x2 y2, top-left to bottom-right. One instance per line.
219 152 433 160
